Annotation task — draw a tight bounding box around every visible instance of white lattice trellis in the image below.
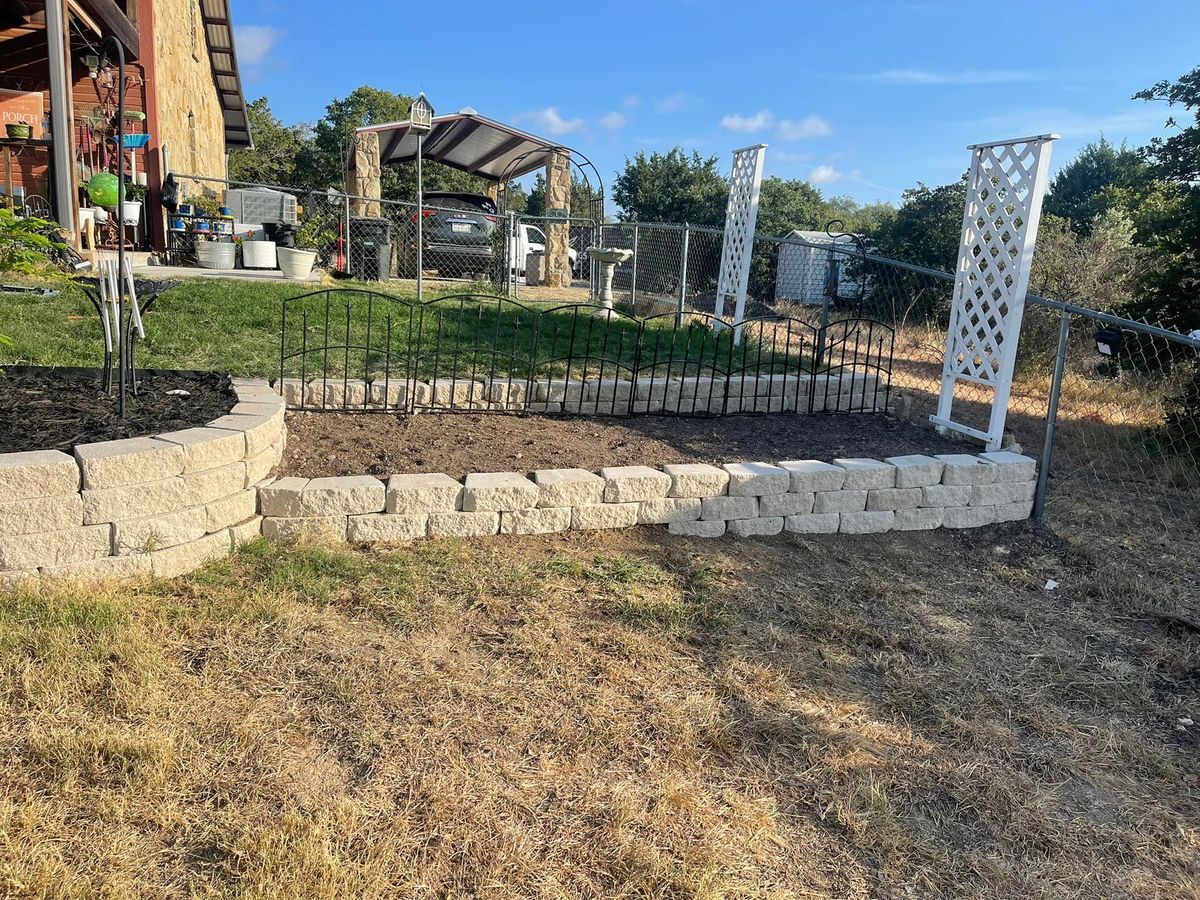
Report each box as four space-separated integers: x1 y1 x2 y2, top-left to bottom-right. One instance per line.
933 134 1058 450
713 143 766 342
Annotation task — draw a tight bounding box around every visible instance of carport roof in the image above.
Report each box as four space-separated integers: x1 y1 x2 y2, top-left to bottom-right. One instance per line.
355 112 565 181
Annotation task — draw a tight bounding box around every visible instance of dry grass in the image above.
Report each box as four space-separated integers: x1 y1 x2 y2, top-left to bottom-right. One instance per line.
1 512 1198 898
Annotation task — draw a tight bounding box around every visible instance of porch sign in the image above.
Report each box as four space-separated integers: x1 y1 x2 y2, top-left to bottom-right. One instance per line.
0 89 45 138
933 134 1058 450
713 143 766 343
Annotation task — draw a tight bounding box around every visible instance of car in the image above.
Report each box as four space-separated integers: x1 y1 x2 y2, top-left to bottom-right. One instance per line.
401 191 499 280
508 221 579 283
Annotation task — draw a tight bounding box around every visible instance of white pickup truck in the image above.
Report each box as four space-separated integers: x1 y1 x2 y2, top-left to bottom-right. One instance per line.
509 222 579 283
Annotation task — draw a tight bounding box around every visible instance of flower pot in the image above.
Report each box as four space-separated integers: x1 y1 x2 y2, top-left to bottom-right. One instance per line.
241 240 277 269
277 247 318 280
6 123 32 140
196 241 237 270
120 200 142 226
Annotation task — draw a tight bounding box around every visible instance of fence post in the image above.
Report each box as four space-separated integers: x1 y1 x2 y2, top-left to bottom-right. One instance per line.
343 194 351 274
1034 308 1072 520
677 223 690 326
507 212 516 298
630 223 639 307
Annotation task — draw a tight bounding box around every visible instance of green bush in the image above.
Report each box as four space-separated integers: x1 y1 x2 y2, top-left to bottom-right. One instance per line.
0 208 67 275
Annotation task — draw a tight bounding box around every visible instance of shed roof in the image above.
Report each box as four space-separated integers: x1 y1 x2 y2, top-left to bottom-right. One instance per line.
356 112 565 180
199 0 251 150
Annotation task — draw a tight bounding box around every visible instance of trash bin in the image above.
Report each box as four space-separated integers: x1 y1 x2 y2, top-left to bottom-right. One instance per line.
349 217 392 281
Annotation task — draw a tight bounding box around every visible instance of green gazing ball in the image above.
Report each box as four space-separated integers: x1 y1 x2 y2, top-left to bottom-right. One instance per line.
87 172 120 207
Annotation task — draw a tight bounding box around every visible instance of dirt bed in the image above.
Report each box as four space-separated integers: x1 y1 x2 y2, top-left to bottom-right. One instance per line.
0 368 235 454
282 410 972 479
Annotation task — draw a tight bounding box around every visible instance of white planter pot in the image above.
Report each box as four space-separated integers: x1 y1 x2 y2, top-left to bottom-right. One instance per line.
241 240 278 269
277 247 318 280
120 200 142 226
196 241 237 270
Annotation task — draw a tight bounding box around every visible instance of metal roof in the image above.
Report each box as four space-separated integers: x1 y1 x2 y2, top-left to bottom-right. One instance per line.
356 112 565 180
199 0 251 150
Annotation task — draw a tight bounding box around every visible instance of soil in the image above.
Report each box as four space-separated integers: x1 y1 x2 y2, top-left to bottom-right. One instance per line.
281 410 973 479
0 368 236 454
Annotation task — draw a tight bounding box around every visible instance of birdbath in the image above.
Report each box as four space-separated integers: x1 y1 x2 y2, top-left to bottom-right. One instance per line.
587 247 634 313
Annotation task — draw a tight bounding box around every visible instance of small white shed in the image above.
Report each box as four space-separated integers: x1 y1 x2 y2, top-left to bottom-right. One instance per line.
774 231 862 306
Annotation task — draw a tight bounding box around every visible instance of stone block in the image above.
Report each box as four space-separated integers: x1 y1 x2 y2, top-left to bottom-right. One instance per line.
936 454 996 486
386 473 463 514
40 553 152 581
700 496 758 521
428 379 487 407
778 460 846 493
0 524 112 570
728 516 783 537
599 466 672 503
534 379 585 403
244 443 281 486
427 511 500 537
0 569 38 588
533 469 605 508
833 458 896 491
307 379 369 409
759 492 815 517
971 481 1036 507
722 462 791 497
571 503 639 531
677 376 725 398
82 477 187 524
206 490 259 533
259 477 309 517
980 451 1038 483
586 379 635 403
813 490 867 514
301 476 386 516
893 507 945 531
784 513 841 534
230 400 285 418
500 507 572 535
151 529 233 578
942 505 997 529
75 437 185 489
279 379 306 407
866 487 923 511
668 519 726 538
884 454 945 488
634 377 679 402
232 378 277 403
229 517 264 547
921 484 973 508
155 426 247 473
525 401 563 414
662 463 729 499
0 449 79 502
995 500 1034 523
0 493 84 536
840 510 895 534
462 472 539 512
182 462 248 507
637 497 701 525
207 413 284 457
114 506 208 555
262 515 348 543
347 513 428 543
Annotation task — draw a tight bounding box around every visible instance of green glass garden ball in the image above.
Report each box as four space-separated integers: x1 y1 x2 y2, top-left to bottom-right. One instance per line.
87 172 120 207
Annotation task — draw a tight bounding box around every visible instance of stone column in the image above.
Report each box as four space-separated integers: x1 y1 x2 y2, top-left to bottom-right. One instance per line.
347 131 381 218
544 149 571 288
485 181 500 205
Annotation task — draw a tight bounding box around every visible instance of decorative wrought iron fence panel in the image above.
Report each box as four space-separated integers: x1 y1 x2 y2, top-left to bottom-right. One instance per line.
278 290 894 419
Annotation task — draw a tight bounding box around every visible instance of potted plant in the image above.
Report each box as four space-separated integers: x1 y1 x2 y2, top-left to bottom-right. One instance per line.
276 219 320 280
238 229 278 269
120 182 146 226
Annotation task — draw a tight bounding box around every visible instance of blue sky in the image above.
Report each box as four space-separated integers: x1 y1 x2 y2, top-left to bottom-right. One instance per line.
230 0 1198 205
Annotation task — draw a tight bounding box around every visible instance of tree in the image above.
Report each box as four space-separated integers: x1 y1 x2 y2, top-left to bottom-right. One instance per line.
1030 210 1142 312
612 148 727 226
524 172 597 219
869 180 966 272
1044 138 1151 234
228 98 311 187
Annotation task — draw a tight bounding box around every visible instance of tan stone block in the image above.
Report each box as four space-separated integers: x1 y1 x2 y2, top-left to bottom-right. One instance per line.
759 492 815 517
206 489 259 532
942 505 997 529
427 511 500 537
82 477 187 524
0 568 39 587
571 503 639 531
600 466 671 502
637 497 702 525
778 460 846 493
114 506 208 555
0 493 84 536
662 463 729 498
500 507 572 535
386 473 462 514
0 524 111 570
893 507 945 531
150 529 232 578
980 451 1038 483
936 454 997 486
700 495 758 521
866 488 924 511
244 443 281 486
723 462 791 496
300 475 385 515
156 426 247 472
994 500 1034 523
207 412 284 456
813 490 867 514
75 437 185 489
40 553 152 581
971 481 1035 507
533 469 605 508
0 449 79 501
728 516 783 537
784 513 841 534
921 484 973 507
884 454 945 488
840 510 895 534
182 463 248 507
347 513 428 542
230 400 285 418
462 473 539 512
259 477 309 517
833 458 896 491
667 519 725 538
229 516 263 547
262 515 348 543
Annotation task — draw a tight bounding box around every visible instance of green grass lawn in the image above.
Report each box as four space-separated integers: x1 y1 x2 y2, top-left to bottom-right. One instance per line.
1 276 812 382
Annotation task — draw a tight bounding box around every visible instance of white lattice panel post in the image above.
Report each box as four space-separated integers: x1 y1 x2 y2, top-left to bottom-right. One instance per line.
713 143 766 343
933 134 1058 450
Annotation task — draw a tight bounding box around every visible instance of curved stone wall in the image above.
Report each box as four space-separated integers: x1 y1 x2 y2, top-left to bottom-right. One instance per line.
0 379 284 585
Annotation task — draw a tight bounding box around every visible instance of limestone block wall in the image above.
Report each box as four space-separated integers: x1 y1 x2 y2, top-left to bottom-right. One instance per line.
257 451 1038 545
0 380 284 586
277 372 888 415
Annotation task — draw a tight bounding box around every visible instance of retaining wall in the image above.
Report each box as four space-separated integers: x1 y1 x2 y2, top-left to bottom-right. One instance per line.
0 379 285 586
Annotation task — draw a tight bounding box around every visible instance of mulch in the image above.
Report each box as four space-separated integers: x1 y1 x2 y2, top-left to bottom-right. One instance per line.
0 368 236 454
281 410 973 480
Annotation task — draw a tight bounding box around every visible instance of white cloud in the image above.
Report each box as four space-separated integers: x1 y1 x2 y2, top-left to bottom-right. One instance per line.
656 91 693 113
778 115 832 140
234 24 279 67
808 165 843 185
527 106 585 136
975 107 1165 139
623 95 641 108
870 68 1037 85
719 110 773 132
599 111 627 131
